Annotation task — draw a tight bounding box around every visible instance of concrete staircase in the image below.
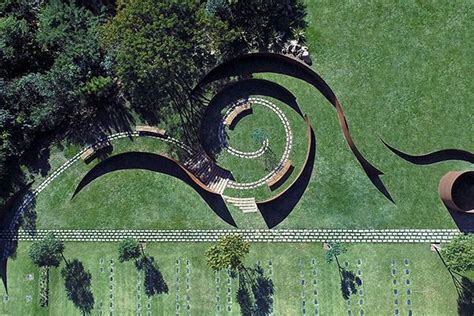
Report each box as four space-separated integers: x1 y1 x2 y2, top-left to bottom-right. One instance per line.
183 152 231 194
224 196 259 213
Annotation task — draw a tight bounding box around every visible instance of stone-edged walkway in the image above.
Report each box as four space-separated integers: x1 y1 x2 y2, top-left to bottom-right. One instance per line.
0 229 460 243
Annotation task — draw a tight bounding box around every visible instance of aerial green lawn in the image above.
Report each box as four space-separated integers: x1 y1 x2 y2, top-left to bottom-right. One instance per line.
0 242 459 315
15 1 472 231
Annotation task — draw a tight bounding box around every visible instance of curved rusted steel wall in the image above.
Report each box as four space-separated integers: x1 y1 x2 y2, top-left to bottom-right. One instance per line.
194 52 393 202
439 171 474 214
72 152 237 227
257 116 316 228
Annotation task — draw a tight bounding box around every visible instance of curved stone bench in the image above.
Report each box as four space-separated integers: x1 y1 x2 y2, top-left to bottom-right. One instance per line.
136 125 167 138
266 160 293 190
80 140 111 162
224 102 251 129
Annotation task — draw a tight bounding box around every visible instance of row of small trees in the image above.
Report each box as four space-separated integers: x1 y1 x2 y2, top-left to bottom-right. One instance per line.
27 233 473 314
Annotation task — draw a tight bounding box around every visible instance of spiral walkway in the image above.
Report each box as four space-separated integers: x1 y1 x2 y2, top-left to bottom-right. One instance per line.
224 97 294 190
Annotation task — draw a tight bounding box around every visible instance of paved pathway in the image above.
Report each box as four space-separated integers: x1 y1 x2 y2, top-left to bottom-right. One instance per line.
0 229 460 243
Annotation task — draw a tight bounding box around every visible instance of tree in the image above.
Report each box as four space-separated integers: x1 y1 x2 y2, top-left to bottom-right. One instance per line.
100 0 237 140
28 232 65 268
441 234 474 277
206 234 250 274
222 0 307 50
325 241 346 266
118 238 141 263
61 259 94 314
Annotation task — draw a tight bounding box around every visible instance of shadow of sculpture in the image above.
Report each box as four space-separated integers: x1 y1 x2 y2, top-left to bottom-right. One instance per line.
257 119 316 228
194 52 393 202
381 139 474 165
72 152 237 227
444 205 474 233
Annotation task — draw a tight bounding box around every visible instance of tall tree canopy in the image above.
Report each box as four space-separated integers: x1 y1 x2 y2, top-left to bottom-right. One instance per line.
0 0 113 212
101 0 236 130
206 234 250 274
442 234 474 276
28 232 65 268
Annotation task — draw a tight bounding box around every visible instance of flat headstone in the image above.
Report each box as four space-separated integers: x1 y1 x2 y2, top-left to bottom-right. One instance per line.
25 295 32 302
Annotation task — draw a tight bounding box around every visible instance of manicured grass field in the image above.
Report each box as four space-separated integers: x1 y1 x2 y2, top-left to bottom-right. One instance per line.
23 1 472 231
0 242 459 315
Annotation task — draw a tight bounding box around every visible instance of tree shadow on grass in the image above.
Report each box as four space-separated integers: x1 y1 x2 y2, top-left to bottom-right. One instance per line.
72 151 237 227
458 277 474 316
237 265 274 316
136 256 169 297
340 269 362 300
61 259 94 315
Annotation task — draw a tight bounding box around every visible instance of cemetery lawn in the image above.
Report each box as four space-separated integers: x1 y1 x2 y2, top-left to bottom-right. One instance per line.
1 242 459 315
